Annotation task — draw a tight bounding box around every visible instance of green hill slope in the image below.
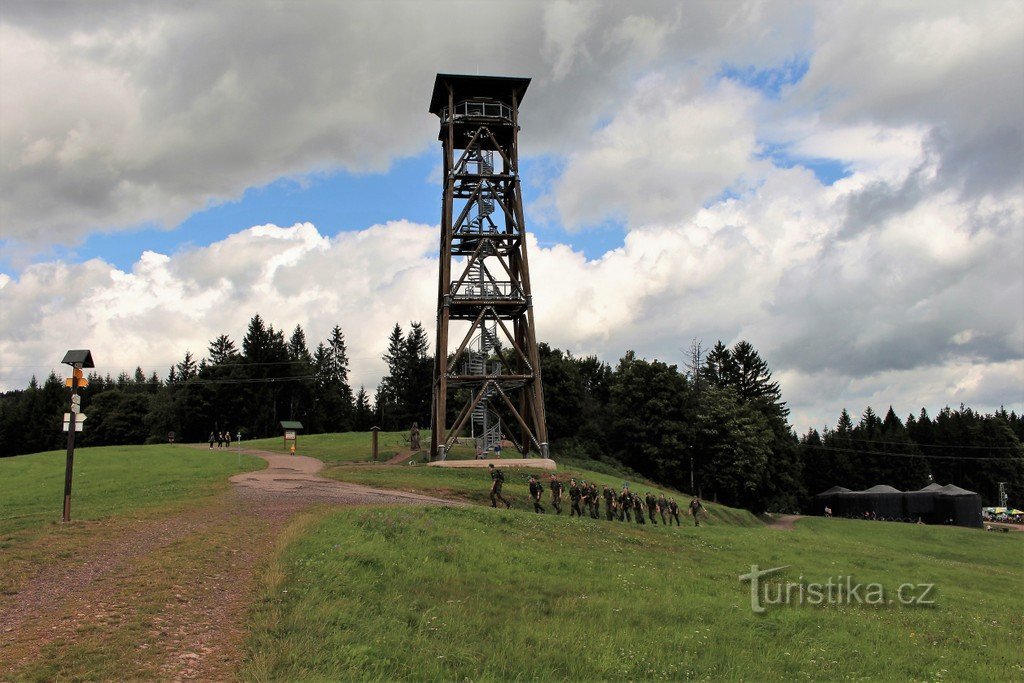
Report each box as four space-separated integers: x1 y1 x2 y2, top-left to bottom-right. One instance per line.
243 506 1022 680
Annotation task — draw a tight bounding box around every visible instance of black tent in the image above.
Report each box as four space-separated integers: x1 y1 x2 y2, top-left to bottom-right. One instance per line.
903 483 943 523
813 482 982 528
812 486 851 516
856 485 904 519
935 484 983 528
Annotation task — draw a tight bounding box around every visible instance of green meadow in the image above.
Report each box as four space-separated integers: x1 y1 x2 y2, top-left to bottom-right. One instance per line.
0 444 264 537
243 506 1023 681
241 430 477 463
320 460 759 527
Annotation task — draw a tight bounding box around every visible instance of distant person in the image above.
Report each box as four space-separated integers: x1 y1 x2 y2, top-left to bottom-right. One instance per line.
528 475 546 514
225 432 232 448
689 498 705 527
603 485 615 521
410 422 421 451
645 492 659 525
549 474 563 514
824 506 832 517
667 498 681 526
569 478 583 517
488 463 510 509
618 485 632 522
494 442 503 458
588 482 600 519
658 493 669 525
208 432 215 449
632 493 645 524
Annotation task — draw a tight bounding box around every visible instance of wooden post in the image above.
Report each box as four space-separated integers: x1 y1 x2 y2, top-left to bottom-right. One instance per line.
371 426 380 461
62 368 79 523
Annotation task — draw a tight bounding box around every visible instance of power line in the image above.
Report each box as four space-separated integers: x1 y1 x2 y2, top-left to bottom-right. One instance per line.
801 443 1024 462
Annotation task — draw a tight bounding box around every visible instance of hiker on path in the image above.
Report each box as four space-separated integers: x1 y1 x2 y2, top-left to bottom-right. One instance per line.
689 497 706 527
489 463 510 508
549 474 563 514
528 475 546 514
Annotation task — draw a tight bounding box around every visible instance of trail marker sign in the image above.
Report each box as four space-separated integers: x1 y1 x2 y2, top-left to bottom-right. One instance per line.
62 413 86 432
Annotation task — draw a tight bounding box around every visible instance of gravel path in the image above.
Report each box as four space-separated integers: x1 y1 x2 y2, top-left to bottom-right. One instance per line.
0 450 458 680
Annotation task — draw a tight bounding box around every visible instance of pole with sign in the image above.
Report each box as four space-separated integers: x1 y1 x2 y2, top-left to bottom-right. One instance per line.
60 350 94 523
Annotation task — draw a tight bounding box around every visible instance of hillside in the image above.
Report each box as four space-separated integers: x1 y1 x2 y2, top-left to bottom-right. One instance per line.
0 434 1020 680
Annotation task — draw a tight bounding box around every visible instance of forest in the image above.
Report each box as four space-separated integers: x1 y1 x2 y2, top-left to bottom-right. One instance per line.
2 313 1022 513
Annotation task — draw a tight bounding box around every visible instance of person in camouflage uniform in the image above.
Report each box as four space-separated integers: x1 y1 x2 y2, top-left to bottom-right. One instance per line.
488 463 510 508
658 493 669 525
569 478 583 517
618 485 632 522
645 492 659 525
602 485 615 521
579 480 590 517
633 493 646 524
667 497 681 525
549 474 563 514
528 475 546 514
589 482 600 518
689 497 706 527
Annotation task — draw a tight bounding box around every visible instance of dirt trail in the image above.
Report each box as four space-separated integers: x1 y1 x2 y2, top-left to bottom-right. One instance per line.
0 450 457 680
766 514 803 530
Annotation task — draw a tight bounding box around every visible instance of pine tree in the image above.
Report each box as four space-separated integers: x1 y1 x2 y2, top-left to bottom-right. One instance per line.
208 334 238 365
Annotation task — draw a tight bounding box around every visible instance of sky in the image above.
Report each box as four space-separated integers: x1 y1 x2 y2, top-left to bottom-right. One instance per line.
1 0 1022 432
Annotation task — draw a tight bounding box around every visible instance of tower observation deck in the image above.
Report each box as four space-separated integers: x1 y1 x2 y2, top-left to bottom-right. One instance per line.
428 73 549 459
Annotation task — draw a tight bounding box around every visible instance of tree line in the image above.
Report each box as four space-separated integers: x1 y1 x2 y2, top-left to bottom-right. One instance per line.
2 315 1022 512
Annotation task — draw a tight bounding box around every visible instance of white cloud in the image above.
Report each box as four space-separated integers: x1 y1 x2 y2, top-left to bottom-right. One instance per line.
554 75 762 229
1 0 1022 434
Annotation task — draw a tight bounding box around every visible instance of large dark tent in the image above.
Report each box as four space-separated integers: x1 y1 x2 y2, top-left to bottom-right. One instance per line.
903 483 944 523
856 485 904 519
935 485 983 528
813 482 982 528
812 486 851 516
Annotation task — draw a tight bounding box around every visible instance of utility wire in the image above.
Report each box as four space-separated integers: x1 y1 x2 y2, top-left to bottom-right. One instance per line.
801 443 1024 462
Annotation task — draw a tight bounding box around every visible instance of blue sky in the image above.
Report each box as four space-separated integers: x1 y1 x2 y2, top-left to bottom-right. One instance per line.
2 1 1020 430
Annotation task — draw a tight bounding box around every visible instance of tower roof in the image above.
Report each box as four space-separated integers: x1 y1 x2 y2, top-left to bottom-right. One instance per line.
429 73 531 115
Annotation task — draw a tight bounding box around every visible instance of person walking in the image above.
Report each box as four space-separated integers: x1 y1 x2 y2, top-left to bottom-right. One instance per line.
603 485 615 521
489 463 510 508
208 431 215 449
658 493 669 525
549 474 563 514
689 497 706 527
668 498 681 526
569 478 583 518
528 475 546 514
645 492 659 525
618 486 632 522
632 493 645 524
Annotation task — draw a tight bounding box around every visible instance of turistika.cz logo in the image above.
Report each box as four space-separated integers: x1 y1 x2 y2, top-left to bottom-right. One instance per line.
738 565 936 614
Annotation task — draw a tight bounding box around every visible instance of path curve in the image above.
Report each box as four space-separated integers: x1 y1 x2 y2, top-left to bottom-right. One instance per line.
229 450 461 507
0 450 460 680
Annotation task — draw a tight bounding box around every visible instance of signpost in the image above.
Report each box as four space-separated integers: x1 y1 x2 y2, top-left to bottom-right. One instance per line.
60 349 95 523
280 421 304 454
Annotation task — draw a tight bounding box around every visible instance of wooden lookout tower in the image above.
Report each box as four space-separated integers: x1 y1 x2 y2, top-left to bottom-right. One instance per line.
428 73 548 460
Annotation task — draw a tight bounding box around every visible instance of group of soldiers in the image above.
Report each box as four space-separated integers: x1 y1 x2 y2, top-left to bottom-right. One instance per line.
488 464 707 527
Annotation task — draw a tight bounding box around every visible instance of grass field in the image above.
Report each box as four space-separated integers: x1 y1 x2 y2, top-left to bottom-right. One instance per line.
240 430 477 464
0 444 264 537
243 506 1023 681
320 461 760 527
